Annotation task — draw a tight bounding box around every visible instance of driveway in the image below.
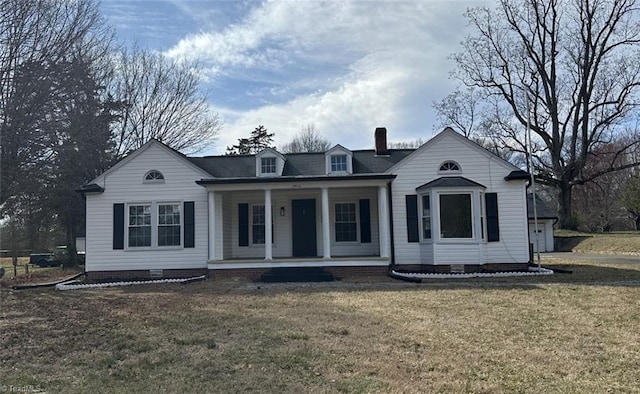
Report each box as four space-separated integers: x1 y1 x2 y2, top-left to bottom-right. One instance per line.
539 252 640 264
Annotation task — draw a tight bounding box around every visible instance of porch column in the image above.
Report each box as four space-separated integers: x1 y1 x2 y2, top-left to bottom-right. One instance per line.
208 191 216 261
378 185 390 258
264 189 273 260
321 187 331 259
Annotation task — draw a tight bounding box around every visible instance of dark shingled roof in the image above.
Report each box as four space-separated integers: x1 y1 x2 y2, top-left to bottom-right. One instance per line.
416 176 486 190
188 155 256 177
527 194 557 220
188 149 414 178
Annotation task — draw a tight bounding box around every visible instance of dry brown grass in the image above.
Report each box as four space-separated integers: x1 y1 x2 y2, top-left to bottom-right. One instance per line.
555 230 640 255
1 258 639 393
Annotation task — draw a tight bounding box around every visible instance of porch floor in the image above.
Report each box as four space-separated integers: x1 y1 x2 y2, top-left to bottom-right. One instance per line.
207 256 390 270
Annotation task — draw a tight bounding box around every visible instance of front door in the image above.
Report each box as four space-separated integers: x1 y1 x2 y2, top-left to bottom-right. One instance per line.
292 199 317 257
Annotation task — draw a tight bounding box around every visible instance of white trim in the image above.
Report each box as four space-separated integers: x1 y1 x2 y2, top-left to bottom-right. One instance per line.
378 185 390 258
321 188 331 258
208 192 216 260
264 190 273 260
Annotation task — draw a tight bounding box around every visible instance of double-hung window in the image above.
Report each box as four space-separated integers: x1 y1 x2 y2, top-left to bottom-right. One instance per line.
251 205 274 244
335 202 357 242
422 195 431 239
331 155 347 172
158 204 181 246
129 205 151 247
252 205 266 244
127 203 182 248
261 157 276 174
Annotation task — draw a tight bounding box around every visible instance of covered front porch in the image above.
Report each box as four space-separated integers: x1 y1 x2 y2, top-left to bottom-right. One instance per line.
198 175 394 268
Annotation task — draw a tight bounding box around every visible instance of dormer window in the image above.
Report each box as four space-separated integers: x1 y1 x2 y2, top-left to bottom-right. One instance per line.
331 155 347 172
256 148 285 177
144 170 165 183
261 157 276 174
439 161 461 172
325 145 353 175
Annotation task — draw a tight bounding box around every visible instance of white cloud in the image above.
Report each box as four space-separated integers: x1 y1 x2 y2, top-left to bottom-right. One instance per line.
162 0 489 155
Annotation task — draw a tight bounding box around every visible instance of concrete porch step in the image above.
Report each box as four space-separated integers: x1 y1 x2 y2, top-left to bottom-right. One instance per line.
258 267 336 283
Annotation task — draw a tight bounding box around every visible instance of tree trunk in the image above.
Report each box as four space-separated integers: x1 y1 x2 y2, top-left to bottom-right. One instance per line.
558 181 575 229
635 215 640 231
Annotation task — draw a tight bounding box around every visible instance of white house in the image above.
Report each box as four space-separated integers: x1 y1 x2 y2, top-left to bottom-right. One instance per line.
80 127 532 281
527 194 558 253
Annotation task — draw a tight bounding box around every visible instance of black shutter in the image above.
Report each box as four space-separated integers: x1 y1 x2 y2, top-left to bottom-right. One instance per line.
486 193 499 242
184 201 195 248
359 199 371 243
238 203 249 246
405 195 419 243
113 203 124 250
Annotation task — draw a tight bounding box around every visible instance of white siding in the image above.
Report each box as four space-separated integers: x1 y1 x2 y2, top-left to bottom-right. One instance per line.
390 131 529 266
85 143 209 272
529 219 555 252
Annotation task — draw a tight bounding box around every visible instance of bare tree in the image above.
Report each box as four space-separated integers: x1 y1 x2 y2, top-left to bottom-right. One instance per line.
109 46 221 156
280 124 331 153
440 0 640 228
387 139 425 149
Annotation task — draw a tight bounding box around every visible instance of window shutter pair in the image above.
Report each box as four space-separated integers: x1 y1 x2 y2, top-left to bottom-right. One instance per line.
112 202 195 249
404 193 499 242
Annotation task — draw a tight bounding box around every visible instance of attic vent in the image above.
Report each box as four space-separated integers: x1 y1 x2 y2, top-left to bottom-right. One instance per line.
144 170 165 183
439 161 460 172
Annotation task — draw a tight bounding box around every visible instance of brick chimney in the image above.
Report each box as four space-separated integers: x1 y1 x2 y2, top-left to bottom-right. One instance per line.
375 127 389 156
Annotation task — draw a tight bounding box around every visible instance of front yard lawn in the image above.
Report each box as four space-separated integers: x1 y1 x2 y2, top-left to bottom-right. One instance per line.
1 257 639 393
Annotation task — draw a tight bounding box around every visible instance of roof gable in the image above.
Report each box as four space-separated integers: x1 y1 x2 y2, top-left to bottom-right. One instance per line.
90 139 212 185
386 127 523 174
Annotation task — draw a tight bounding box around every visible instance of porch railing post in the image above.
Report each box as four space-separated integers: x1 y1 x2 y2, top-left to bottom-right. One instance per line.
265 189 273 260
321 187 331 259
208 191 216 261
378 185 390 258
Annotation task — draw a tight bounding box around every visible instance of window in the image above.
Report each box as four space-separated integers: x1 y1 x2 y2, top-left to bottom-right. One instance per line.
252 205 266 244
331 155 347 172
422 195 431 239
261 157 276 174
128 205 151 247
144 170 164 182
127 203 183 248
158 204 181 246
439 193 472 238
335 203 357 242
251 205 273 244
439 161 461 172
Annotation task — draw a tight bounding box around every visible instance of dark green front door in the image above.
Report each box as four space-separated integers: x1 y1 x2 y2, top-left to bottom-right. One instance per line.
292 199 317 257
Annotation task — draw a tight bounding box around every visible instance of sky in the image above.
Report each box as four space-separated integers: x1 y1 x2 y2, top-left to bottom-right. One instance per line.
100 0 489 155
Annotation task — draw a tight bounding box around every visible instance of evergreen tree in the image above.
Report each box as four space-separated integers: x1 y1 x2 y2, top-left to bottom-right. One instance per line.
226 125 274 155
